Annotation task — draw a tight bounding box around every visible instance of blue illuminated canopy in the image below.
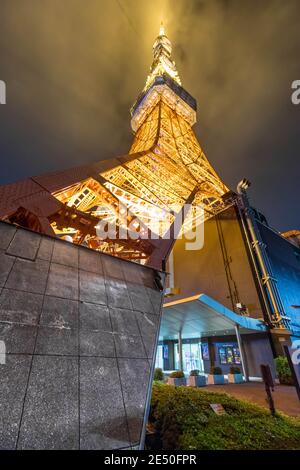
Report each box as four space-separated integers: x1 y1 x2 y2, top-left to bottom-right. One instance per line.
161 294 267 340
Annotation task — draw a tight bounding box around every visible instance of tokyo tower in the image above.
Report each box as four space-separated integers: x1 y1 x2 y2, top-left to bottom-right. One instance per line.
0 25 230 268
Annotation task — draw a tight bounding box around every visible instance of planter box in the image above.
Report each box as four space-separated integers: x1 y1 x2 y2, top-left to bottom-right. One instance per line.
207 374 225 385
188 375 206 387
227 373 244 384
167 377 186 386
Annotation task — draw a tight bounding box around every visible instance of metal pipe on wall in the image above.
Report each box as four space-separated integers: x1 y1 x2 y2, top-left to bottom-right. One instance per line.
236 180 289 330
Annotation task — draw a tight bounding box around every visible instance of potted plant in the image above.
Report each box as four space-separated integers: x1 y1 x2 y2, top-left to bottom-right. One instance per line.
187 369 206 387
207 366 225 385
167 370 186 386
153 368 164 382
275 356 294 385
227 366 244 383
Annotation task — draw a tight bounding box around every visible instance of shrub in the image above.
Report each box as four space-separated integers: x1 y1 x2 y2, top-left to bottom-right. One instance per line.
149 383 300 450
154 368 164 381
169 370 185 378
275 356 294 385
190 369 200 376
210 366 222 375
229 366 241 375
160 412 180 449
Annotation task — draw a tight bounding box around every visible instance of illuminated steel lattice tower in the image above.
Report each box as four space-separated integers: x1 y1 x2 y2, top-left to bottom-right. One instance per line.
53 26 229 259
0 26 230 267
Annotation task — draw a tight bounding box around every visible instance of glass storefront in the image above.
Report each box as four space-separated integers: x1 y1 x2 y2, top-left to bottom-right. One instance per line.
156 340 204 373
155 339 241 373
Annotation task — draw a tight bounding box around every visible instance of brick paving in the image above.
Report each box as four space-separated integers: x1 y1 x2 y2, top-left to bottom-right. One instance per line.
204 381 300 417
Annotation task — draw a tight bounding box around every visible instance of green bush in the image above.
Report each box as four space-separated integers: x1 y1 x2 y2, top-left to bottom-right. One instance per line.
149 383 300 450
229 366 241 374
210 366 222 375
275 356 294 385
190 369 200 376
154 368 164 381
169 370 185 378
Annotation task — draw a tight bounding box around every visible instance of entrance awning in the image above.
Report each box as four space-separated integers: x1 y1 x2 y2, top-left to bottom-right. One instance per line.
161 294 267 340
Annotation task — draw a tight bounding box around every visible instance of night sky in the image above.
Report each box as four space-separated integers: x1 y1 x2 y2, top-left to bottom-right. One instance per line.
0 0 299 231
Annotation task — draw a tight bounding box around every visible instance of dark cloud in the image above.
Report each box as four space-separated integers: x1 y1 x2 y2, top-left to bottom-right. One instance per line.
0 0 299 230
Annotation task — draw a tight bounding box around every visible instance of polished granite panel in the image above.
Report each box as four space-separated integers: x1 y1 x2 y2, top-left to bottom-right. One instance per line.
0 222 165 449
6 229 41 260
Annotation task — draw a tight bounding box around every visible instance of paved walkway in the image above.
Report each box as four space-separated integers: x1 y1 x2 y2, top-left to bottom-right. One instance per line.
204 382 300 417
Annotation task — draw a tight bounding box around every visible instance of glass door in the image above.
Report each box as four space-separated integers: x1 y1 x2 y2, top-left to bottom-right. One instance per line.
182 342 204 373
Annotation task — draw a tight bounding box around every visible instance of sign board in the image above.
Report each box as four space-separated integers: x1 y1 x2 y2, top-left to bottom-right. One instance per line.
201 342 209 360
210 403 226 415
284 345 300 402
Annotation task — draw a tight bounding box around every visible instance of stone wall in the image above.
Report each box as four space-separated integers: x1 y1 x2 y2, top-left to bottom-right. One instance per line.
0 221 165 449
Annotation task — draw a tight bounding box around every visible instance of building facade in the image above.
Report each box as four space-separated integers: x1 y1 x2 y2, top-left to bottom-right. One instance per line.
158 201 300 378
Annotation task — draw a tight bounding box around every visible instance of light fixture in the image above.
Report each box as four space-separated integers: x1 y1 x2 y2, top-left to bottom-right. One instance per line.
237 178 251 192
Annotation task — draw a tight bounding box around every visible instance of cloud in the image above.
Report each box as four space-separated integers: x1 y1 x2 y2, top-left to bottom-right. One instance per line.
0 0 299 229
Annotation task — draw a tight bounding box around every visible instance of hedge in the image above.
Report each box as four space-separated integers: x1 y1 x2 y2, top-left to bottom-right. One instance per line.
149 382 300 450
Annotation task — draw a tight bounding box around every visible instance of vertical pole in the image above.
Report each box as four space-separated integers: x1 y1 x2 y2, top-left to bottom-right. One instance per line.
264 383 276 416
178 331 183 371
261 364 276 416
235 324 249 381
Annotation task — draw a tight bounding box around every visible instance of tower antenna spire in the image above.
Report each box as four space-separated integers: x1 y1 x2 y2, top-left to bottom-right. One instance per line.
144 22 181 90
159 21 165 36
